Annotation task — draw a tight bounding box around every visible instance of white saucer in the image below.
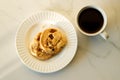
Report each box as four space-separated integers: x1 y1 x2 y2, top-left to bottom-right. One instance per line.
16 11 78 73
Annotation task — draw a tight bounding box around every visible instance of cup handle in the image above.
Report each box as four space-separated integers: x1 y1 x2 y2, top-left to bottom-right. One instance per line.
99 31 109 40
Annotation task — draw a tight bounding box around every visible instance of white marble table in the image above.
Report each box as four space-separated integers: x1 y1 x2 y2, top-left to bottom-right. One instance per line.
0 0 120 80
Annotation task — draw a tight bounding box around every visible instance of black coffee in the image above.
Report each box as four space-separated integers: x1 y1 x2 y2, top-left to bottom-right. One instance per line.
77 7 104 33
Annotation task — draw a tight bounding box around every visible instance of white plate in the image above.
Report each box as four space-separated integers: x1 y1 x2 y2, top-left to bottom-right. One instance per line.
16 11 77 73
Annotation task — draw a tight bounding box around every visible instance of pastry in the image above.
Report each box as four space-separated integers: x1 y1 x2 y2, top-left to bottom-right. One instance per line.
30 26 67 60
40 28 67 55
30 32 53 60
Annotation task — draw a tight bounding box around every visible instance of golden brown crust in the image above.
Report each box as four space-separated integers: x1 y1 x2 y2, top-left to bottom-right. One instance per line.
30 33 53 60
40 28 67 55
30 27 67 60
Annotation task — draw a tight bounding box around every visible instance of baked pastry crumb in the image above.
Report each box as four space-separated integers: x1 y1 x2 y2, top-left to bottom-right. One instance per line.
30 26 67 60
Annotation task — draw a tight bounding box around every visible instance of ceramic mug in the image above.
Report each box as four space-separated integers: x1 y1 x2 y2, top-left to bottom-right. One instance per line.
77 6 109 40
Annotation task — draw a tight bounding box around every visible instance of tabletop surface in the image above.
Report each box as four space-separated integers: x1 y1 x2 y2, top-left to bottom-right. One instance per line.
0 0 120 80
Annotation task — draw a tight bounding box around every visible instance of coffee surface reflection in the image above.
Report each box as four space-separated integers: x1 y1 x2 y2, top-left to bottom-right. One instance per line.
77 7 104 33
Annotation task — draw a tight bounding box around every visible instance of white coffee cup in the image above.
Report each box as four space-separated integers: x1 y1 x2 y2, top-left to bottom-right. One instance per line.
76 6 109 40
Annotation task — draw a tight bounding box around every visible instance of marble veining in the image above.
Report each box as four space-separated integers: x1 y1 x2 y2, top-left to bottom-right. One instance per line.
0 0 120 80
